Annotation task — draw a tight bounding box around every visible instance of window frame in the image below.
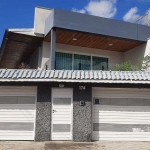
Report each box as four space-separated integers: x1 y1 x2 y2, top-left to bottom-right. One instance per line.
55 50 109 70
55 52 73 70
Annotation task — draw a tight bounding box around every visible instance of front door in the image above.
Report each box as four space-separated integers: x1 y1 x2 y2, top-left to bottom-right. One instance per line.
51 88 73 140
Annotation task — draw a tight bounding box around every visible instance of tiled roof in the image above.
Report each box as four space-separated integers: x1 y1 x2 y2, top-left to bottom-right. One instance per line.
0 69 150 84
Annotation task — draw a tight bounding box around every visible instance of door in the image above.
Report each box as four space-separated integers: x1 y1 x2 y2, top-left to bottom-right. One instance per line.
51 88 73 140
92 88 150 141
0 86 37 140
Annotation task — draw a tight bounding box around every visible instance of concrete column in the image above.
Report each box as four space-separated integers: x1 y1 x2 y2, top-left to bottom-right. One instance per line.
38 46 42 69
35 83 51 141
50 28 56 70
73 84 92 142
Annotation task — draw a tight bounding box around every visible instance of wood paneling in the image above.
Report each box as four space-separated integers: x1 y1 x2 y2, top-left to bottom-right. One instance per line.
0 32 43 69
45 29 144 52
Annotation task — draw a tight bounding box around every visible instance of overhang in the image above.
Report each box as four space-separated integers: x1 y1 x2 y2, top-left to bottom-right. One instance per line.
0 30 44 69
0 69 150 84
45 9 150 42
45 29 144 52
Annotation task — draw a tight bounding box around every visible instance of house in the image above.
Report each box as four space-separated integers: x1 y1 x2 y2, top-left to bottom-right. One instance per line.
0 6 150 142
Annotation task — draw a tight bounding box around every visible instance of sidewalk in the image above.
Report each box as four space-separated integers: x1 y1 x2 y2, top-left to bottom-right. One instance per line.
1 141 150 150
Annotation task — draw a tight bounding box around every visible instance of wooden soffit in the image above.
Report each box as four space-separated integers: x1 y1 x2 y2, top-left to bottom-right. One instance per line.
45 29 144 52
0 31 43 69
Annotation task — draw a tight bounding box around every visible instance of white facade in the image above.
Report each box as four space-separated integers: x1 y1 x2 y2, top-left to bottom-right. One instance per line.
22 7 150 71
41 42 124 70
124 39 150 65
34 7 52 34
39 40 150 71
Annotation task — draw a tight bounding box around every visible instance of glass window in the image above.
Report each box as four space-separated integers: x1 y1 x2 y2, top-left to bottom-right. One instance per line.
55 52 72 70
55 52 108 70
94 99 100 105
73 54 91 70
92 56 108 70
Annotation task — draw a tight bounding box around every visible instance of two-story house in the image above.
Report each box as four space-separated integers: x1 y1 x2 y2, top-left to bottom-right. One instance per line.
0 6 150 142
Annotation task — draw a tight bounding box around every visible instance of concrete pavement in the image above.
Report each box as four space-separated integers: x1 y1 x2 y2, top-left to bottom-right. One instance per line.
1 141 150 150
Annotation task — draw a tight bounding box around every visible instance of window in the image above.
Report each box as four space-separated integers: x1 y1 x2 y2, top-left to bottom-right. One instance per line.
55 52 108 70
55 52 72 70
74 54 91 70
92 56 108 70
94 99 100 104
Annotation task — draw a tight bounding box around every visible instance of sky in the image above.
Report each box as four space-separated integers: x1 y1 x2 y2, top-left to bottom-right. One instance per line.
0 0 150 45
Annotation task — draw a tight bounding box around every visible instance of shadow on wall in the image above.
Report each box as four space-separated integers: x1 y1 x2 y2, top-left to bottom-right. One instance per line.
124 43 147 65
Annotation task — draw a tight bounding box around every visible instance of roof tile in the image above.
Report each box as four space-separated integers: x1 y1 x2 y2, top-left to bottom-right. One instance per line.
0 69 149 83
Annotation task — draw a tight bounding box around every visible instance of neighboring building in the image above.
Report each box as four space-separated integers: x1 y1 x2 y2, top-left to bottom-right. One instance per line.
0 7 150 142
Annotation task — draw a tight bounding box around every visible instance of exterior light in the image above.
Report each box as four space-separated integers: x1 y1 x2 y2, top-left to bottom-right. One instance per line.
73 38 77 41
109 44 113 46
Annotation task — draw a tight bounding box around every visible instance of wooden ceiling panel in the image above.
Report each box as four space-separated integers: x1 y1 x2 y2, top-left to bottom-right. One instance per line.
44 29 144 52
0 32 43 69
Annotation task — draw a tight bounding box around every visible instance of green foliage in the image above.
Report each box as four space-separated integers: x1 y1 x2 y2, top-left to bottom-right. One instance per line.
116 61 138 71
137 55 150 71
116 55 150 71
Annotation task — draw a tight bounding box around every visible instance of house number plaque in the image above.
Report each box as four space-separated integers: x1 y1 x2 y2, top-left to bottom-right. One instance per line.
79 86 86 90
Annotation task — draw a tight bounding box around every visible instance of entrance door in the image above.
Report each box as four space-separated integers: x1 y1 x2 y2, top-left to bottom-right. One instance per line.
51 88 73 140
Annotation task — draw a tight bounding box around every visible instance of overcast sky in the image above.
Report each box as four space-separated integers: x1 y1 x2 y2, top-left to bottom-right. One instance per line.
0 0 150 45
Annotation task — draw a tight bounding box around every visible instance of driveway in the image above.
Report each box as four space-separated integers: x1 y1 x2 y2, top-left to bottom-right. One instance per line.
1 141 150 150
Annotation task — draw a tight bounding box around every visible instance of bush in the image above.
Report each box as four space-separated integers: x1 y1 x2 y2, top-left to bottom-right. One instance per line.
116 55 150 71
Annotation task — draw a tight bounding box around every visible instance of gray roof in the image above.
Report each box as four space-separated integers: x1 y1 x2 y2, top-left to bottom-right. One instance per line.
0 69 150 84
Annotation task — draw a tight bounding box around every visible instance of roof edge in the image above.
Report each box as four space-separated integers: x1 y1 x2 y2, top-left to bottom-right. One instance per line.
0 78 150 84
8 28 44 37
0 30 9 60
35 6 53 10
0 70 149 84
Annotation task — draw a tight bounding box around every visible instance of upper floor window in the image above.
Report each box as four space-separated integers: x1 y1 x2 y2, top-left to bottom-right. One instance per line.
55 52 72 70
55 52 108 70
92 56 108 70
74 54 91 70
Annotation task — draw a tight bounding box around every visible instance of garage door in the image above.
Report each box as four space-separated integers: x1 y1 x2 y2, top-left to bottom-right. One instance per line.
92 88 150 141
0 86 36 140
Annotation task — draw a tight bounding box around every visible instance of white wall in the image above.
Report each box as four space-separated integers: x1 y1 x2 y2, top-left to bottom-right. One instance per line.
124 39 150 65
41 42 124 70
34 7 52 34
144 39 150 56
124 43 146 65
41 42 50 69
